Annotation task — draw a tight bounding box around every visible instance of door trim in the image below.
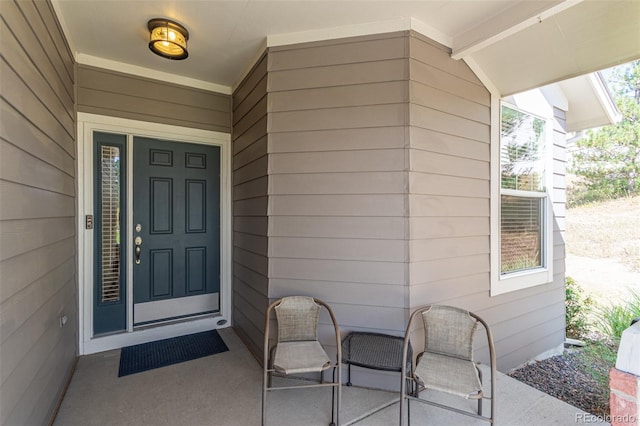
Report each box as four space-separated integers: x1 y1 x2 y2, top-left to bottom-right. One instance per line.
77 113 232 355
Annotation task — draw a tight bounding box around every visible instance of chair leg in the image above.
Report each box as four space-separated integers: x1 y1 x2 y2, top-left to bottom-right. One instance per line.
477 365 483 416
330 367 336 426
407 379 412 426
399 378 412 426
262 377 267 426
330 365 342 426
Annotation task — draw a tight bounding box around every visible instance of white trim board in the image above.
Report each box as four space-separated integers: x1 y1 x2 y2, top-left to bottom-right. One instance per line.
266 17 451 49
77 113 232 355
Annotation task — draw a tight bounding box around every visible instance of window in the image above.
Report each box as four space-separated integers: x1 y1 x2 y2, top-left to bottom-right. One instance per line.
99 143 123 303
492 102 553 296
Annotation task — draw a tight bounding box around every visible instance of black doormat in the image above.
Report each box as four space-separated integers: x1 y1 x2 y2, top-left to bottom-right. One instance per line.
118 330 229 377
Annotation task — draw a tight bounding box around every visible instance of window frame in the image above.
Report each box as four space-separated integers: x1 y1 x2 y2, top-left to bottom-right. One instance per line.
491 100 554 296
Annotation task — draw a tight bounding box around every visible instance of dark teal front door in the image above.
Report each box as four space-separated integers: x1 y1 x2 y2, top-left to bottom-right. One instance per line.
133 137 220 325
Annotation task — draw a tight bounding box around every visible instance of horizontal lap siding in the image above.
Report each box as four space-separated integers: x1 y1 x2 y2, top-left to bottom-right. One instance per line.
0 1 76 424
232 54 269 357
407 32 565 371
267 32 410 337
552 107 568 245
552 108 567 286
232 30 566 375
407 33 490 310
77 65 231 133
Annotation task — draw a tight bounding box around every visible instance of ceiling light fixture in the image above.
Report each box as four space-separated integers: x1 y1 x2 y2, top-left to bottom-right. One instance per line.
147 18 189 60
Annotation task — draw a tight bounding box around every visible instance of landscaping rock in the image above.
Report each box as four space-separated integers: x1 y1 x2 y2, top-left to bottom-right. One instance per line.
508 350 610 417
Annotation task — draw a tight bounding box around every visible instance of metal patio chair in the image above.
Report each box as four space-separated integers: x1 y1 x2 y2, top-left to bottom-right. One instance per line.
399 305 496 425
262 296 342 426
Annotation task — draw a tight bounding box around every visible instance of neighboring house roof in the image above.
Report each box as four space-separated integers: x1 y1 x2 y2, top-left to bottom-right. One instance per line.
53 0 639 96
556 73 622 132
503 70 620 135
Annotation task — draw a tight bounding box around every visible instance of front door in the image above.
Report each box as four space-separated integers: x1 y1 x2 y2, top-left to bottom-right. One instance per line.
132 137 220 325
84 117 230 352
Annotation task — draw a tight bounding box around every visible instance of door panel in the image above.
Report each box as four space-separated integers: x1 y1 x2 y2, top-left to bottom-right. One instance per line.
186 180 206 232
186 247 206 292
150 249 172 297
150 178 172 233
133 137 220 325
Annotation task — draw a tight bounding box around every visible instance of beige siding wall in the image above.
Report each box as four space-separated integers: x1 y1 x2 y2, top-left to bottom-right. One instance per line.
77 64 231 133
407 32 565 371
407 34 491 317
0 1 77 424
232 54 269 356
267 33 410 373
241 30 567 376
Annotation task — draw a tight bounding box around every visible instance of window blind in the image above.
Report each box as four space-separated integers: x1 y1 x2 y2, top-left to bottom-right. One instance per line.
100 145 122 303
500 195 543 274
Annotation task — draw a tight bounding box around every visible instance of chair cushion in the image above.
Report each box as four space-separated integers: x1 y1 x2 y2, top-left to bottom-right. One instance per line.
273 341 332 375
414 352 483 399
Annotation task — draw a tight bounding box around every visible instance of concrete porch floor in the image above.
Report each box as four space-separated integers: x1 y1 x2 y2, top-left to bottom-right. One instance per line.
54 328 605 426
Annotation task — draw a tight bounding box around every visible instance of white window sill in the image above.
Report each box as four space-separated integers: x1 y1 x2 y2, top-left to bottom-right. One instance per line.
491 267 554 296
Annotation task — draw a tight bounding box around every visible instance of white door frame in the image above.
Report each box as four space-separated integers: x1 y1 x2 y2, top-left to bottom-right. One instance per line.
77 113 232 355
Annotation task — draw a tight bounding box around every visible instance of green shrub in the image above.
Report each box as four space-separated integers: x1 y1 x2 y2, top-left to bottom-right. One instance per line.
594 289 640 341
565 276 593 338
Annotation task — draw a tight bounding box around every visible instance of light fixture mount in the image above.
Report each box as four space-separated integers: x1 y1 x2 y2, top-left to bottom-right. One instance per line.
147 18 189 60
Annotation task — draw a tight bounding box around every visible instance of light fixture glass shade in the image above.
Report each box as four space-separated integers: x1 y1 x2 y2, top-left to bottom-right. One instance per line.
148 18 189 60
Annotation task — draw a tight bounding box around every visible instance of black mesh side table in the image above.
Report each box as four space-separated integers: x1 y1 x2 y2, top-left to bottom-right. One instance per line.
341 332 412 386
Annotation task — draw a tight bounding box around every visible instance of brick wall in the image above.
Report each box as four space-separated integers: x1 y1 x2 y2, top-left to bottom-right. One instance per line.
609 368 639 425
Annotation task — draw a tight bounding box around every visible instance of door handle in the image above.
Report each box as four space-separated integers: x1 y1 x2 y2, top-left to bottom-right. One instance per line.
134 236 142 265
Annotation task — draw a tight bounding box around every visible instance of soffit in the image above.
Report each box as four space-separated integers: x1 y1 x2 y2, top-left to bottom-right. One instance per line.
52 0 639 99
